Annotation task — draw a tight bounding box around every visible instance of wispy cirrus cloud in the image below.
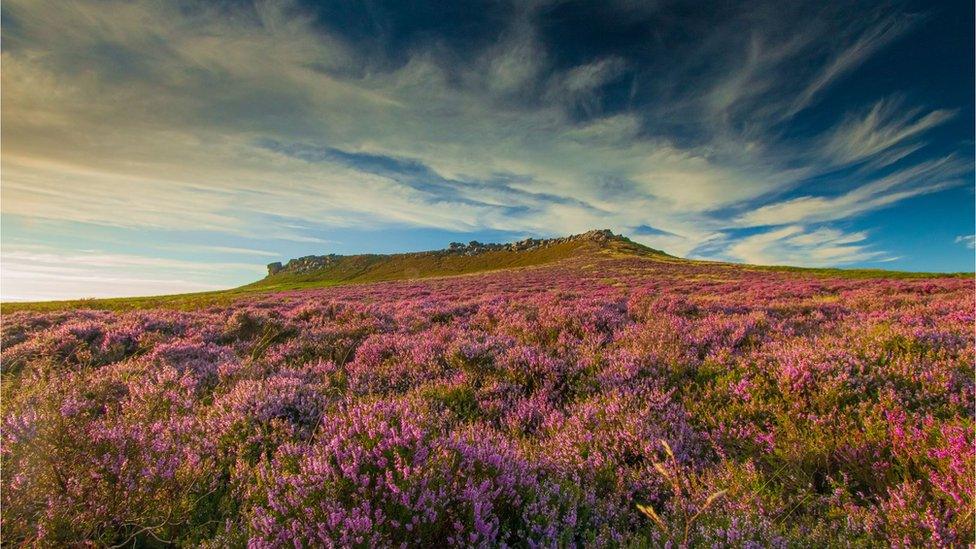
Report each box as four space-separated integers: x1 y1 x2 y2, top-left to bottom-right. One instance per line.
736 156 969 227
821 98 956 167
0 0 970 299
0 244 265 300
787 14 915 117
955 235 976 250
722 226 892 267
157 245 282 257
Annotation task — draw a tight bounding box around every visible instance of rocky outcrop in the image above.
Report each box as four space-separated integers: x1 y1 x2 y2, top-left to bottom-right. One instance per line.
266 229 622 277
444 229 617 256
266 254 344 276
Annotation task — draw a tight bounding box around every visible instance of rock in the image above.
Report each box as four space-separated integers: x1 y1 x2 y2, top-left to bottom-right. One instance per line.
579 229 615 242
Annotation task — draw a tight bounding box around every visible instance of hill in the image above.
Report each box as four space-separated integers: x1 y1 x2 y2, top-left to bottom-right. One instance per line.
245 229 669 292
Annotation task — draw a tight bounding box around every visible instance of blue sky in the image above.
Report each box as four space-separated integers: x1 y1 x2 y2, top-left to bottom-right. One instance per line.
1 0 973 300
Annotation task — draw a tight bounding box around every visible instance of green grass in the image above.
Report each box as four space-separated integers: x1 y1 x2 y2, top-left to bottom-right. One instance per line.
0 289 253 314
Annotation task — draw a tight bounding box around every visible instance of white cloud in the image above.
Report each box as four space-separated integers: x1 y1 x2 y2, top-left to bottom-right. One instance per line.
1 0 774 247
955 235 976 250
788 15 913 116
724 225 890 266
0 245 264 300
736 156 968 227
157 245 282 257
822 98 956 166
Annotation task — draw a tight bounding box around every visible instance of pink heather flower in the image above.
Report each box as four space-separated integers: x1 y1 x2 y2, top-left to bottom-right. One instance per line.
1 256 972 547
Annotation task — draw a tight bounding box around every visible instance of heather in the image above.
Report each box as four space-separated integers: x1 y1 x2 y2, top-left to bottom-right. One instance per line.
2 255 973 546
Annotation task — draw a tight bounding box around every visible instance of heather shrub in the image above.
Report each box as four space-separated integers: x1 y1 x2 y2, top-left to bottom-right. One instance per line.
2 255 972 545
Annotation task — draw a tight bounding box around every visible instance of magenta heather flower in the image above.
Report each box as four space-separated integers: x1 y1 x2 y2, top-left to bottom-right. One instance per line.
2 255 972 546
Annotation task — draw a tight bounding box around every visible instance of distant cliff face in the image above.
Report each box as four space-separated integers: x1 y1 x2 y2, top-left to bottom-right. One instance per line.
266 229 619 277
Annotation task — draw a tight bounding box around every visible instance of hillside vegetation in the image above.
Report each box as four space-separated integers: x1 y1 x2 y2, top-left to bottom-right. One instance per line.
2 244 972 546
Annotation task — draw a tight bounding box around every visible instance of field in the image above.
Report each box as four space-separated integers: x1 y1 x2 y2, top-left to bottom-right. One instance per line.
2 251 973 546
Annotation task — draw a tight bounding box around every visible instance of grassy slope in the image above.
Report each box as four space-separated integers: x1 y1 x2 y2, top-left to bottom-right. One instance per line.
0 289 256 314
242 236 665 292
2 235 968 313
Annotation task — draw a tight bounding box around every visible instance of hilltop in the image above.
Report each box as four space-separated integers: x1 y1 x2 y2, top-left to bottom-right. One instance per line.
245 229 670 291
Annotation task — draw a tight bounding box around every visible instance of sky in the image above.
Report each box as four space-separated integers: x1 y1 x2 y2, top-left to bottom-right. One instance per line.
1 0 973 300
